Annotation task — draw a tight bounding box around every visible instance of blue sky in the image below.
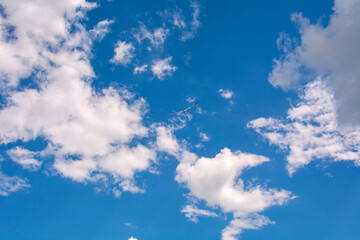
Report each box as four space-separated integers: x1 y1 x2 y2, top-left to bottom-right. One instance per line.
1 0 360 239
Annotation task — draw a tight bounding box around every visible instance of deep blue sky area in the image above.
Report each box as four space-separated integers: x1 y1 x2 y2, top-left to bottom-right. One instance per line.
1 0 359 240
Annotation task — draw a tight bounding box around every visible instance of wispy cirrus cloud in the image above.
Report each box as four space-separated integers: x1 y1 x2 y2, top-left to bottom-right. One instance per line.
7 147 42 171
90 19 114 41
134 64 148 74
181 205 218 222
0 172 30 196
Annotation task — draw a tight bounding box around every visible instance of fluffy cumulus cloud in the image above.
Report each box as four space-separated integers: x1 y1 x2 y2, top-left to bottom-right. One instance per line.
176 148 293 239
110 41 135 65
0 0 96 87
151 57 177 79
0 0 166 196
248 79 360 175
269 0 360 126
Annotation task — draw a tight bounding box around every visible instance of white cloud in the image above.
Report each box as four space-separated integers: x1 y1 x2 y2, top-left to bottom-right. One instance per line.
151 57 177 79
222 214 273 240
199 132 210 142
90 19 114 41
0 0 96 87
248 79 360 175
110 41 135 65
219 89 234 99
7 147 42 171
154 125 181 157
176 148 293 239
181 1 201 41
160 9 186 29
0 0 159 196
134 22 169 47
128 237 138 240
269 0 360 126
181 205 218 222
133 64 148 74
0 172 30 196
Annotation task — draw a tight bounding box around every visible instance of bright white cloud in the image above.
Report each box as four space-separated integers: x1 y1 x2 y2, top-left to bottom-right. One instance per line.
151 57 177 79
133 64 148 74
181 205 218 222
248 79 360 175
0 172 30 196
269 0 360 126
0 0 158 196
0 0 96 87
219 89 234 99
7 147 42 171
128 237 138 240
90 19 114 41
154 125 181 157
176 148 293 239
110 41 135 65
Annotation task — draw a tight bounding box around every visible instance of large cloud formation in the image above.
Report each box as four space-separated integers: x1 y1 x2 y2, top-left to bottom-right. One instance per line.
176 148 293 240
269 0 360 127
0 0 159 196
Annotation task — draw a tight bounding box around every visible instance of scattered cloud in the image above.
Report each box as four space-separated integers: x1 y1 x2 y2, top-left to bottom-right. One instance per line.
219 89 234 99
199 132 210 142
248 79 360 175
151 57 177 79
269 0 360 126
181 1 201 41
134 64 148 74
90 19 114 41
110 41 135 65
176 148 294 239
181 205 218 222
133 23 169 48
0 172 30 196
186 97 196 103
7 147 42 171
